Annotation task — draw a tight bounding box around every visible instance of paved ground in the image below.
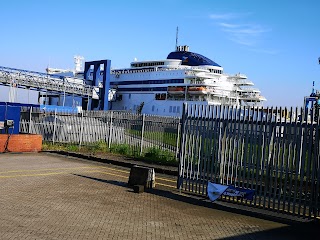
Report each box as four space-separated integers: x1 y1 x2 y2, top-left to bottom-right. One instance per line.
0 152 318 240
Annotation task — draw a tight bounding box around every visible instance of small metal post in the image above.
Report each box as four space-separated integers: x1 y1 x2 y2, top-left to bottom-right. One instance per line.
29 107 32 134
52 109 57 144
87 94 90 110
108 111 113 148
175 119 181 159
63 86 66 107
140 114 145 155
79 110 84 148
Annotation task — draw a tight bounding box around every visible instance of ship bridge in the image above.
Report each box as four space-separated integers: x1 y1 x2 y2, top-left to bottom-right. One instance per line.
0 66 98 99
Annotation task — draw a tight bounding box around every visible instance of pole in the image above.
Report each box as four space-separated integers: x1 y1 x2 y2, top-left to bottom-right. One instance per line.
140 114 145 155
175 119 181 159
108 111 113 148
87 94 90 110
29 107 32 134
52 109 57 144
175 26 179 50
79 110 84 148
63 85 66 107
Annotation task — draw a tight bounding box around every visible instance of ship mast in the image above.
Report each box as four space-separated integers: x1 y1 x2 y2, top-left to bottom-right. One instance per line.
175 26 179 51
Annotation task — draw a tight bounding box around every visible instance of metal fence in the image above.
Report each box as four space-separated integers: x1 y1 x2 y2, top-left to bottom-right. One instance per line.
19 107 181 157
178 104 320 220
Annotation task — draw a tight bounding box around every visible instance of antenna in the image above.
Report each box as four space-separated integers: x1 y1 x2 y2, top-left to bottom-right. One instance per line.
313 80 315 91
310 81 316 97
175 26 179 50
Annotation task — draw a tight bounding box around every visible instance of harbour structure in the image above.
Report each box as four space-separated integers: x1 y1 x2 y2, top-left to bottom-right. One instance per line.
0 57 97 109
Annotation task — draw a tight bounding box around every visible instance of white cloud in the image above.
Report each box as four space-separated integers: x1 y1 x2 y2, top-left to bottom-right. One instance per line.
209 13 238 20
220 23 270 35
211 13 273 51
218 23 239 28
219 22 271 46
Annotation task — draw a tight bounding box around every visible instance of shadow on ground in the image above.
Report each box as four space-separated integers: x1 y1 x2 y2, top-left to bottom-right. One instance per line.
217 220 318 240
73 173 319 239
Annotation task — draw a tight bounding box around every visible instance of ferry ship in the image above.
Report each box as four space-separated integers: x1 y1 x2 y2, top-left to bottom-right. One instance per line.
45 45 266 117
109 45 266 117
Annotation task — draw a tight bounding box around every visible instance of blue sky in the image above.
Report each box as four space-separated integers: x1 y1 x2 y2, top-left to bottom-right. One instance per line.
0 0 319 107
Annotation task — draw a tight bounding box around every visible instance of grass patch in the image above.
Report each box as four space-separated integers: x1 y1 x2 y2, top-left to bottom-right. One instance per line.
42 141 178 167
142 147 178 166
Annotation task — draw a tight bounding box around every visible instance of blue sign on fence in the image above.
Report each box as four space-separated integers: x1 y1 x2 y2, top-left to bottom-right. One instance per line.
222 185 255 201
207 182 255 202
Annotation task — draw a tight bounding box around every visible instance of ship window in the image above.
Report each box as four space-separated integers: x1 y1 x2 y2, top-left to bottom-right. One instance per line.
129 94 131 99
117 94 122 101
173 106 176 113
169 106 172 113
155 93 166 100
177 106 180 113
152 105 155 112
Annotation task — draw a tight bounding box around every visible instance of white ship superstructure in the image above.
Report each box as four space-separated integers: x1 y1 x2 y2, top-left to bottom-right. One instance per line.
109 45 266 117
43 45 266 116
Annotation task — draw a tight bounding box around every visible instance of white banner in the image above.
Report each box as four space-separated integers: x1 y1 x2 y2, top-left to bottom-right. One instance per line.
207 182 229 202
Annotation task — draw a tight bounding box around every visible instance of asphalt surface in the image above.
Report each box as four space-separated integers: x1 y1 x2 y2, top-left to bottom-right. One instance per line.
0 152 318 240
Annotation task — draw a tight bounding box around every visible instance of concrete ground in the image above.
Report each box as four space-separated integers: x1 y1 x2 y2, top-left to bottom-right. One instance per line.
0 152 318 240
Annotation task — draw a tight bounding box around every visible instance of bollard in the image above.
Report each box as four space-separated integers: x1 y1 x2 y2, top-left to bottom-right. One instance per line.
128 165 156 191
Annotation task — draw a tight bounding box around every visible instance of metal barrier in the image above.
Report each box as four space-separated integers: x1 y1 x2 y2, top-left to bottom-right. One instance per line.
19 108 181 156
178 104 320 220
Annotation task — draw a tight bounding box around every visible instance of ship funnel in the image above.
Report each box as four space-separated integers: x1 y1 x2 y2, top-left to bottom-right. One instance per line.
176 45 189 52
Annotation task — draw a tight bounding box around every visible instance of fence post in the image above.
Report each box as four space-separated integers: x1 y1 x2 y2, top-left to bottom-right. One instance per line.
108 111 113 148
140 114 145 155
175 119 181 159
177 103 187 191
52 109 57 144
79 111 84 147
29 107 32 134
219 121 227 184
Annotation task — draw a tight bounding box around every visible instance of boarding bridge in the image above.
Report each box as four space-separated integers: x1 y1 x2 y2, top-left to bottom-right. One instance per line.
0 66 98 99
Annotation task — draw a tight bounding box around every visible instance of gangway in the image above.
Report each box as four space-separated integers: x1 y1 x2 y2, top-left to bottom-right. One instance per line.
0 66 98 99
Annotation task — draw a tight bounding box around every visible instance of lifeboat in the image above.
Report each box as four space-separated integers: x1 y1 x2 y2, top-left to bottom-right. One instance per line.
187 86 207 95
167 86 185 95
